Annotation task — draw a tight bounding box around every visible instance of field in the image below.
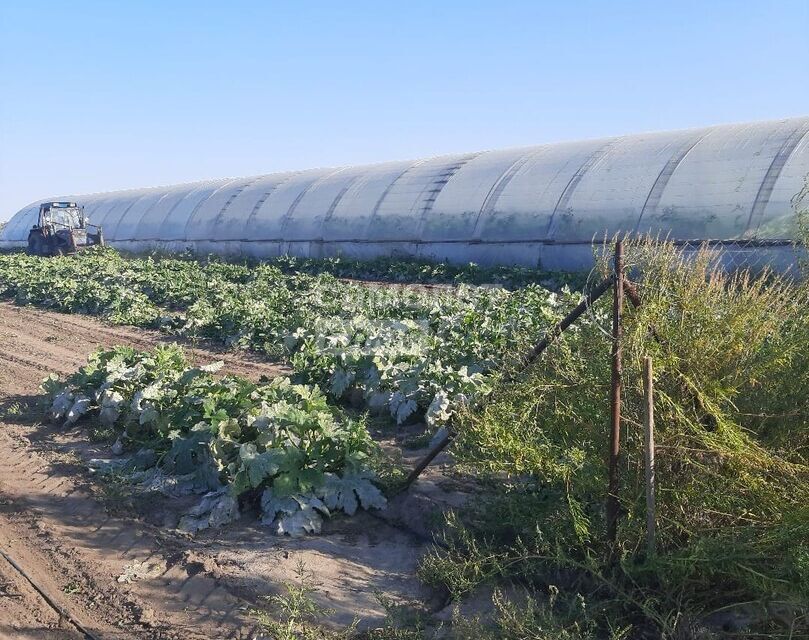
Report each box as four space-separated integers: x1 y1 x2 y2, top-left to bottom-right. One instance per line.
0 244 806 639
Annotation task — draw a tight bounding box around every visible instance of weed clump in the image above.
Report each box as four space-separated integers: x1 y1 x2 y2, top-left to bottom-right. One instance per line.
433 239 809 636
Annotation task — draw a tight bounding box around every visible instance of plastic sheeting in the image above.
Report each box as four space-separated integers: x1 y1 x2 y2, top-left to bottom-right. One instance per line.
2 117 808 270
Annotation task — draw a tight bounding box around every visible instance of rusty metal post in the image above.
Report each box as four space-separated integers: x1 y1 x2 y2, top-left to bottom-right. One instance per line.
399 429 453 492
643 356 656 557
623 277 642 308
606 240 624 546
519 274 615 371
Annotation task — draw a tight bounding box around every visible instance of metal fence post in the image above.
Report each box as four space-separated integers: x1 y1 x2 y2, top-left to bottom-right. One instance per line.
643 356 656 557
606 239 624 547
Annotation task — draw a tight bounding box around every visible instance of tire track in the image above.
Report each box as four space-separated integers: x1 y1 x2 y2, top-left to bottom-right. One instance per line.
0 301 277 637
0 302 287 394
0 428 257 639
0 300 433 637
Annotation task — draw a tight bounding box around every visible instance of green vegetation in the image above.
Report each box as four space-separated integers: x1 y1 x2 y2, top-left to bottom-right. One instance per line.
44 345 386 535
5 241 807 636
426 239 809 637
251 561 359 640
138 249 584 290
794 173 809 274
0 249 569 427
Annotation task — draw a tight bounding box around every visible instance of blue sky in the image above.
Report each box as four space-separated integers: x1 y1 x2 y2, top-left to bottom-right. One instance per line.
1 0 807 219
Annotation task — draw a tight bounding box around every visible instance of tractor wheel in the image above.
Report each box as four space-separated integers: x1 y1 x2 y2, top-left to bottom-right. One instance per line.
27 231 46 256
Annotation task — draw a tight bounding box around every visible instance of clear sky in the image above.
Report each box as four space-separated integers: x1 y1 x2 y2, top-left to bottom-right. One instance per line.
1 0 807 220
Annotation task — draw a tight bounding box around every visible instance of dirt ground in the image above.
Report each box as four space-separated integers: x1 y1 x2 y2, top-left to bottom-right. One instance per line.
0 301 466 639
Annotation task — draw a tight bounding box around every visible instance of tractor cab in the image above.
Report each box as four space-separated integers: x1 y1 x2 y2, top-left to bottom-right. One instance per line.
27 202 104 256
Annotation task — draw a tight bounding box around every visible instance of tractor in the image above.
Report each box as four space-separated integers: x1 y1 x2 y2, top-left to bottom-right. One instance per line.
27 202 105 256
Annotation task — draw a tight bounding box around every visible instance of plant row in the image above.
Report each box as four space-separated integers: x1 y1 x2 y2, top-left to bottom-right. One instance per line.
148 249 585 290
45 345 386 536
0 249 573 426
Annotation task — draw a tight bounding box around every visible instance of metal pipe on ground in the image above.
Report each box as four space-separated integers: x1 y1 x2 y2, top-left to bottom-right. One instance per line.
0 546 99 640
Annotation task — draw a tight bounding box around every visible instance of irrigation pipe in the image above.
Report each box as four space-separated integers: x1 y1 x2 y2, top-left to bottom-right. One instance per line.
0 546 100 640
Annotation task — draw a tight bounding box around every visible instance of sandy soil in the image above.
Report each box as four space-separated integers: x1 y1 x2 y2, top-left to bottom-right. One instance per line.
0 301 287 385
0 301 464 639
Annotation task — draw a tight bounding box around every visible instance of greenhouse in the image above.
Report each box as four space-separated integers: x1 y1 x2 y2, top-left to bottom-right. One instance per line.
2 116 807 270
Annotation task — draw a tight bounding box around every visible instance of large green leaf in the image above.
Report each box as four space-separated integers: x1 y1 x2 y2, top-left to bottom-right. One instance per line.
260 488 329 537
317 470 387 516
